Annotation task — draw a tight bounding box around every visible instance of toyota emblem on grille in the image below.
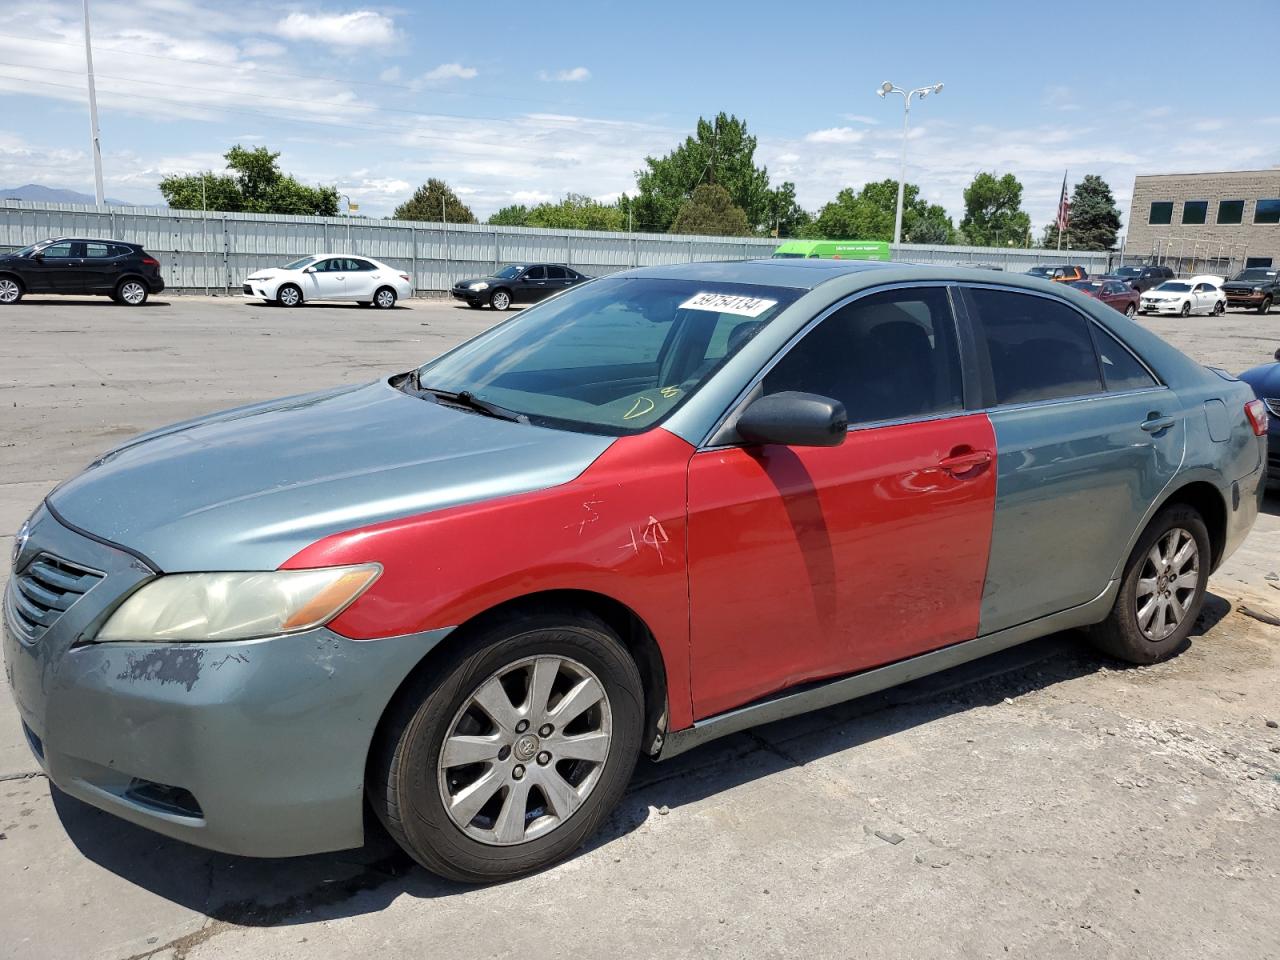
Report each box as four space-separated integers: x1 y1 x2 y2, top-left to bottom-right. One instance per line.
12 521 28 565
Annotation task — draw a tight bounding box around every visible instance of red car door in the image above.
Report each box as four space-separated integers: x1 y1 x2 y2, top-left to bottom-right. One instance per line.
686 285 998 719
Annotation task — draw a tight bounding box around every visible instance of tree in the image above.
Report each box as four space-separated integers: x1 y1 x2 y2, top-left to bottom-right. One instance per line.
1041 174 1121 251
393 179 477 223
805 179 954 243
526 194 625 231
632 113 796 234
959 172 1031 247
159 145 339 215
669 184 751 236
487 204 531 226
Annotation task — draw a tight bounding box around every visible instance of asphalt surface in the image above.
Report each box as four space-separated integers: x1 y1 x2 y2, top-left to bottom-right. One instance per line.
1 293 1278 960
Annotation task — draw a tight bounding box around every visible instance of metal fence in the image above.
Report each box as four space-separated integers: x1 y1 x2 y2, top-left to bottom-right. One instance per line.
0 200 1113 293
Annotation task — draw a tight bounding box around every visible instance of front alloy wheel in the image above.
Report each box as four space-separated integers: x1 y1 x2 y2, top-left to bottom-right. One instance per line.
490 289 511 311
438 655 612 846
368 608 643 882
277 284 302 307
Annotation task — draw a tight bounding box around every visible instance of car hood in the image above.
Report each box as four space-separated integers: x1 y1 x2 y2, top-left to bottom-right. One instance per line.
454 276 506 287
1240 362 1280 398
47 379 613 572
1224 278 1273 288
244 268 290 281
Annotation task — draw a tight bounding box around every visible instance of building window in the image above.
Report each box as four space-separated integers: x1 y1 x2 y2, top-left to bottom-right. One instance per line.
1217 200 1245 224
1255 199 1280 224
1148 201 1173 225
1245 257 1274 268
1181 200 1208 225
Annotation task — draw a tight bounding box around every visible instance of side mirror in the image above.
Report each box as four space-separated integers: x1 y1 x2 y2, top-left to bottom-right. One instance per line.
736 392 847 447
303 266 316 273
31 252 43 261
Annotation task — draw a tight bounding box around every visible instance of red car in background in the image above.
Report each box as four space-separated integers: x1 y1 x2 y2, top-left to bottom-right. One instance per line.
1069 278 1140 318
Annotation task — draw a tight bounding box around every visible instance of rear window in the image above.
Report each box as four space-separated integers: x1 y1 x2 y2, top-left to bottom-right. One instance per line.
966 288 1103 405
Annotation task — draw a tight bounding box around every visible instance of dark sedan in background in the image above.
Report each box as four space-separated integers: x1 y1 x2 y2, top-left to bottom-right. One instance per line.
1240 348 1280 485
1069 278 1140 317
0 238 165 306
451 263 590 310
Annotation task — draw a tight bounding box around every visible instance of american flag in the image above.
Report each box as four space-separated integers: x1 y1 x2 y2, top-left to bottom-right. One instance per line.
1055 172 1071 232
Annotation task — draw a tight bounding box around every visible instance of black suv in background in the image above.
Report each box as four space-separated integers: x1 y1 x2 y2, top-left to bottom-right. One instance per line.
0 238 165 306
1221 267 1278 314
1105 264 1174 293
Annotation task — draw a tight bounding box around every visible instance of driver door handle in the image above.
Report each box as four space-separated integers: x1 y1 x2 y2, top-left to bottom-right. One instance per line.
939 448 992 475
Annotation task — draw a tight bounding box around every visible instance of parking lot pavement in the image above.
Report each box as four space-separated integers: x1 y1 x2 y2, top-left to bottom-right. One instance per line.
1 295 1278 960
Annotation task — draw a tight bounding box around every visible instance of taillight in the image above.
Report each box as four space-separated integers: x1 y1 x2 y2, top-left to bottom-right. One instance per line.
141 256 159 267
1245 399 1269 437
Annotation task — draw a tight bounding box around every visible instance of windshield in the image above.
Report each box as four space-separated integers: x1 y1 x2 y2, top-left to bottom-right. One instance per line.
1111 266 1141 277
771 252 806 259
1232 268 1277 282
1026 266 1053 276
283 256 317 270
1155 282 1191 292
11 241 51 257
415 277 801 435
493 265 525 280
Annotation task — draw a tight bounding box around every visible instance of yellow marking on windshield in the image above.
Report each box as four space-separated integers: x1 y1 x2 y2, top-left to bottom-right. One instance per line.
623 396 656 420
659 386 680 399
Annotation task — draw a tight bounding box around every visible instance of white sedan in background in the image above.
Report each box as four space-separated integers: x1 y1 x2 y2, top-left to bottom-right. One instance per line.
1140 278 1226 317
242 255 412 308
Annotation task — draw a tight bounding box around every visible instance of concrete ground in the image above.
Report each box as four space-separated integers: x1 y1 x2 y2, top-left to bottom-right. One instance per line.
1 293 1278 960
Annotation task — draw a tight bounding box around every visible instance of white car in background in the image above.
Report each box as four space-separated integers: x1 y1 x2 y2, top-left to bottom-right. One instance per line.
242 255 412 308
1139 278 1226 317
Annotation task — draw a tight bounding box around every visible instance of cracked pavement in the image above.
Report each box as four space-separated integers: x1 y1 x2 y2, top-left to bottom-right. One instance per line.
1 295 1278 960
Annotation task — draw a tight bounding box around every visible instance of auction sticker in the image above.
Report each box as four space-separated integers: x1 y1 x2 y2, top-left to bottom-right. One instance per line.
678 292 777 317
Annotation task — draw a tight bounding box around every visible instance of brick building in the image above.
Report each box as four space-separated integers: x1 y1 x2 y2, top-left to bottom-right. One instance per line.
1124 168 1280 273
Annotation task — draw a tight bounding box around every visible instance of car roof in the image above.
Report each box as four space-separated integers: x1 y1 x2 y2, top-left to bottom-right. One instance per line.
612 257 902 291
43 237 135 245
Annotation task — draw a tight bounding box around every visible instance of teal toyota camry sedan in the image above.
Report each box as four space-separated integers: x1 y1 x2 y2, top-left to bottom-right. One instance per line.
5 260 1267 882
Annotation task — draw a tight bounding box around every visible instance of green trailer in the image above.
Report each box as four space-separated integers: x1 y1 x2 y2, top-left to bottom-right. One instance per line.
771 240 892 261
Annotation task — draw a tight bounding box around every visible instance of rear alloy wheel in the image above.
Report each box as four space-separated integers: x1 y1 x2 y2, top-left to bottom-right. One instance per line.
116 280 148 306
368 609 642 883
1089 504 1209 665
374 286 397 309
277 284 302 307
489 289 511 311
1179 301 1190 317
1124 303 1136 319
0 277 22 304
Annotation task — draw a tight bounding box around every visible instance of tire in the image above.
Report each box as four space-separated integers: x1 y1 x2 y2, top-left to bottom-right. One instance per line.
368 608 643 883
115 279 148 306
1179 301 1190 318
0 275 22 304
1089 504 1211 665
1261 297 1273 315
489 288 512 311
1213 300 1225 316
277 283 302 307
1124 304 1136 319
373 286 397 310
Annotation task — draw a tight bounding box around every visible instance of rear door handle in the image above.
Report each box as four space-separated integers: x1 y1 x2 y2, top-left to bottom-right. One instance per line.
1141 415 1175 433
939 449 992 474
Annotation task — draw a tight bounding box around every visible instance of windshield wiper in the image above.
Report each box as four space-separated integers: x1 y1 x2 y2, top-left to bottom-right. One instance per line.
420 385 529 424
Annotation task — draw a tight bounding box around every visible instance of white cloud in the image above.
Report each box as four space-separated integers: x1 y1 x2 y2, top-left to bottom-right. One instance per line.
274 10 398 48
421 62 478 82
840 114 880 125
240 39 286 58
804 127 866 144
538 67 591 82
379 65 401 82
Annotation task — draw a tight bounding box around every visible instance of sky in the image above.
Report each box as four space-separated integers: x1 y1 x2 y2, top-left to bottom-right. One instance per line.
2 0 1278 236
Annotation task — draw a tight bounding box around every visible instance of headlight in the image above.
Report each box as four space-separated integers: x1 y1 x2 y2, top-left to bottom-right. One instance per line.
95 564 381 642
469 282 489 291
1255 286 1265 292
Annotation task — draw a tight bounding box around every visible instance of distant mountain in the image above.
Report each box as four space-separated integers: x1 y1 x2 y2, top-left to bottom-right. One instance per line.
0 184 135 206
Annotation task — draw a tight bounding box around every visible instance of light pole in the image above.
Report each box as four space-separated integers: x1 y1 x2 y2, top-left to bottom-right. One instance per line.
340 193 359 250
876 80 943 247
82 0 105 205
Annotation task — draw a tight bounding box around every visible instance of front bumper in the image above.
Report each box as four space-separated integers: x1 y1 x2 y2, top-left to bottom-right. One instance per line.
3 505 451 857
451 287 482 304
1224 291 1265 307
1140 301 1183 314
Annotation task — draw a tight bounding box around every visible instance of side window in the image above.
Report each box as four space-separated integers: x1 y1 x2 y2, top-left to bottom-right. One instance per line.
967 288 1103 405
111 244 132 257
762 287 963 426
41 242 76 259
524 266 546 280
546 266 568 280
1091 324 1158 392
84 242 111 258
